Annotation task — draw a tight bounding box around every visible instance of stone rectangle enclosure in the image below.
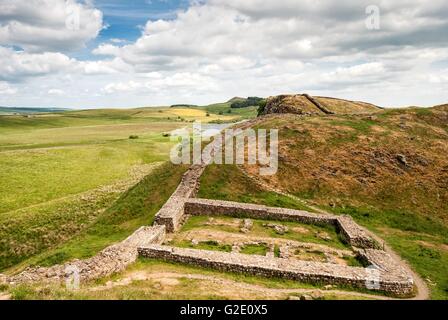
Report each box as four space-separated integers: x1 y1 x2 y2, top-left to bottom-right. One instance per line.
184 198 378 249
139 245 414 297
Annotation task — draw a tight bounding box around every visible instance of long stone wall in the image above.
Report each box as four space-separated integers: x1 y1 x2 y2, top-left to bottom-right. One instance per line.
154 164 206 232
5 225 166 284
185 198 337 225
138 245 414 297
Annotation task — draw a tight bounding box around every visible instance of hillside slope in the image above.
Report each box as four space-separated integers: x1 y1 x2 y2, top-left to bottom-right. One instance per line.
260 94 381 116
245 104 448 298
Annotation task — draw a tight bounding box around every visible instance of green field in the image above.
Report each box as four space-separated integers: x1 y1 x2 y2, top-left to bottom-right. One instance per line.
0 104 255 272
4 103 444 300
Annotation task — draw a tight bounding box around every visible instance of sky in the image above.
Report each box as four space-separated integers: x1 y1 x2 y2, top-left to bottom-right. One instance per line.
0 0 447 109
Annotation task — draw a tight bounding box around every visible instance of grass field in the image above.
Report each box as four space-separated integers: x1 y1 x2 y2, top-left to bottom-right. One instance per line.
198 164 314 212
177 215 348 250
0 104 254 272
3 102 446 300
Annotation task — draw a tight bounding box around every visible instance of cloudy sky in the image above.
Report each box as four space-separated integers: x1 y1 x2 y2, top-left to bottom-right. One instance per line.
0 0 447 109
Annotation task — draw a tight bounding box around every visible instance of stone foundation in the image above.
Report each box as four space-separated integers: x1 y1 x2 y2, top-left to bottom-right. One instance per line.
139 245 414 297
184 198 377 249
185 198 336 225
3 127 416 298
4 225 166 285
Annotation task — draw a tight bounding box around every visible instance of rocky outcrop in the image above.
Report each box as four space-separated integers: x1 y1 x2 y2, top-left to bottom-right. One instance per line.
302 94 334 115
261 94 380 116
261 94 324 116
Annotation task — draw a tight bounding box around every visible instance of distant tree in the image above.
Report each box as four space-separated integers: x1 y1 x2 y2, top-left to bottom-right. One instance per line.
231 96 264 108
257 99 267 116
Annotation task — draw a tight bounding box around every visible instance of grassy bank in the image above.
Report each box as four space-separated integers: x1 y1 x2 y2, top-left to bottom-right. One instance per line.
198 164 314 212
1 162 188 272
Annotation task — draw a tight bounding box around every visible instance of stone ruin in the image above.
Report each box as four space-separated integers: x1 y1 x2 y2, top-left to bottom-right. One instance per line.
145 198 414 297
1 130 416 298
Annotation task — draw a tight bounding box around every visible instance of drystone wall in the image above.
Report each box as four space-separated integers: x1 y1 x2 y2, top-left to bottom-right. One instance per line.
4 225 166 285
184 198 337 226
138 245 414 297
302 94 335 115
154 164 206 232
336 215 379 249
184 198 377 249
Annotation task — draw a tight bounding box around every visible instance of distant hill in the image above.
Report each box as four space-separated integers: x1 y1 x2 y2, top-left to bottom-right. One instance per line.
0 106 70 115
227 97 246 103
169 104 198 108
259 94 381 116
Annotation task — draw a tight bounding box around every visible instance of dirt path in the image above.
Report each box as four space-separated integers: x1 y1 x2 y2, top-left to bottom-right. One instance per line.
90 270 391 300
237 166 430 300
364 230 430 300
0 293 11 300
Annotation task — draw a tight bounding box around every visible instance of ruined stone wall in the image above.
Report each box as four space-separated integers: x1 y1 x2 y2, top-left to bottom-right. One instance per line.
138 245 414 297
185 198 337 226
336 215 379 249
184 198 378 250
154 164 206 232
302 93 335 115
2 121 416 298
5 225 166 285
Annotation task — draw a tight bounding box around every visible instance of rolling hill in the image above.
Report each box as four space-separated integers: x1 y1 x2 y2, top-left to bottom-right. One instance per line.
260 94 381 116
0 107 70 115
240 102 448 298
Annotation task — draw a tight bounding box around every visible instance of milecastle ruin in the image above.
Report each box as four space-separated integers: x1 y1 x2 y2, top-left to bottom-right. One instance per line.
2 123 416 298
142 163 414 297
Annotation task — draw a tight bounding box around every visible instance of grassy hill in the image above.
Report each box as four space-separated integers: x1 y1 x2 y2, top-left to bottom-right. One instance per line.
0 103 251 272
260 94 381 116
2 98 447 299
240 104 448 299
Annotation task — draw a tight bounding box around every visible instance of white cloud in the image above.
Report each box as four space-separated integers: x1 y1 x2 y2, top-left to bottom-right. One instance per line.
327 62 385 78
78 58 130 75
92 43 121 56
0 47 75 81
0 81 17 95
0 0 103 52
102 72 217 94
48 88 65 95
97 0 448 74
1 0 448 108
428 70 448 84
102 81 143 94
110 38 126 44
